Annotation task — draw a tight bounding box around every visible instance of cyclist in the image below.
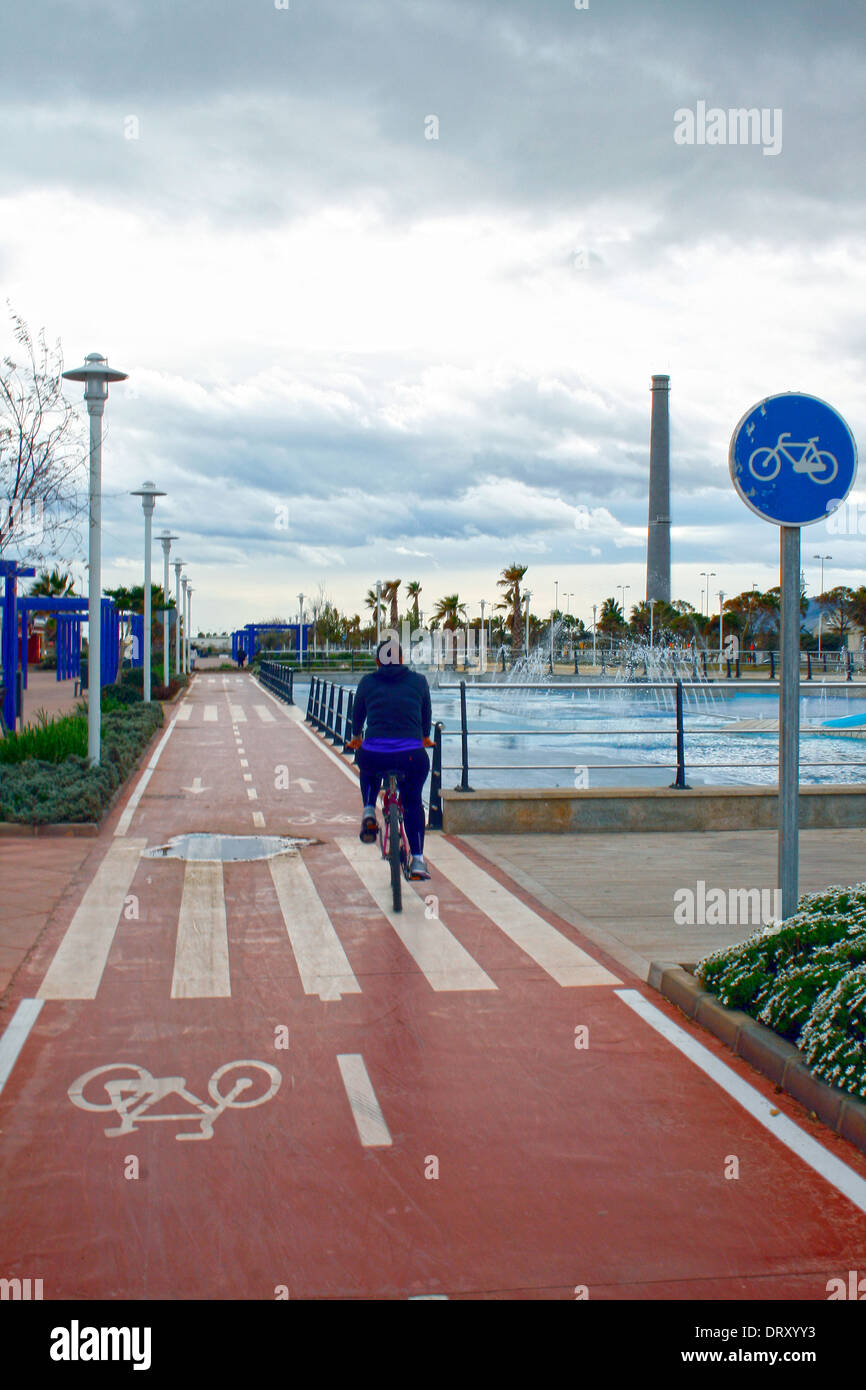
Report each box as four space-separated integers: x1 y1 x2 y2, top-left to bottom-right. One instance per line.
346 634 434 881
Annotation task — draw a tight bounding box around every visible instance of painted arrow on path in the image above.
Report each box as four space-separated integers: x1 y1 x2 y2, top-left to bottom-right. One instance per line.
295 778 315 794
182 777 209 795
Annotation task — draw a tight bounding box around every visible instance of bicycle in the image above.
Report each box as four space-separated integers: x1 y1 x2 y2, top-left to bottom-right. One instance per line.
379 769 412 913
748 432 838 485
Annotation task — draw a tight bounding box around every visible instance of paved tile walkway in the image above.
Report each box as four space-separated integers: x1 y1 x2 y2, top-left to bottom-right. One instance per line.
463 829 866 981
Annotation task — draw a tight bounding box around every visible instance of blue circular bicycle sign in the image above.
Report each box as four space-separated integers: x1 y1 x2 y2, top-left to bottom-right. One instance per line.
729 392 857 526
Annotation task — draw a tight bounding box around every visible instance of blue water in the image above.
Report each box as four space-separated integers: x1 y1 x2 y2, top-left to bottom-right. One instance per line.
296 678 866 789
429 684 866 790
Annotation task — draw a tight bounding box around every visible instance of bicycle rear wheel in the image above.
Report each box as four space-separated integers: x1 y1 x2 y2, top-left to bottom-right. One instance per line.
388 802 402 912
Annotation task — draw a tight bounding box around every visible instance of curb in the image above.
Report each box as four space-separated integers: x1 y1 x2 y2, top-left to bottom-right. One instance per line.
649 961 866 1156
0 821 100 837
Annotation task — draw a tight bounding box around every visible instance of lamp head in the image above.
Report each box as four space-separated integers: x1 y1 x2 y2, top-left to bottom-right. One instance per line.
62 353 128 403
130 480 166 514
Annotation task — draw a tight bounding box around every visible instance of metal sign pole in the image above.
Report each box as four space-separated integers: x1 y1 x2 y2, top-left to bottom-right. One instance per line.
778 525 800 918
729 390 858 923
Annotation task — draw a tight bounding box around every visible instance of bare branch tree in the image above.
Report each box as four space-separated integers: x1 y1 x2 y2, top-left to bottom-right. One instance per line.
0 306 87 564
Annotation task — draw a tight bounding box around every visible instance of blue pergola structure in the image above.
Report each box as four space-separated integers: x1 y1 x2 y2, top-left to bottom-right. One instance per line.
2 584 123 730
117 612 145 669
56 612 83 682
1 560 36 730
232 623 314 663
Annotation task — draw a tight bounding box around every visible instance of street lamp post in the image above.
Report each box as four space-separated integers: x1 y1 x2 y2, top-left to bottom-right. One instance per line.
158 531 178 685
592 604 597 667
173 558 184 678
375 580 382 647
813 554 831 656
649 598 656 647
181 576 189 673
700 571 716 617
718 590 725 664
130 482 166 702
61 353 128 766
186 586 194 672
523 590 531 655
618 585 630 655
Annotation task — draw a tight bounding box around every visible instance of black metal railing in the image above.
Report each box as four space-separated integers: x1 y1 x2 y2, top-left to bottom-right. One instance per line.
301 671 866 811
306 676 355 749
259 660 294 704
436 678 866 790
303 676 445 828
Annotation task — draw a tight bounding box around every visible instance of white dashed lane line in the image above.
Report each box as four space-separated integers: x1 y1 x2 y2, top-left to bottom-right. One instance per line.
336 1054 392 1147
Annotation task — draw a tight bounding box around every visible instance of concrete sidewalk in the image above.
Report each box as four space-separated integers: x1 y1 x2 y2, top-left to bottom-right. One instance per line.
19 668 83 724
461 828 866 981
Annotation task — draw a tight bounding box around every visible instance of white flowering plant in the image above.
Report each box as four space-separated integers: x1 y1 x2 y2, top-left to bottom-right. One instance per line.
695 884 866 1098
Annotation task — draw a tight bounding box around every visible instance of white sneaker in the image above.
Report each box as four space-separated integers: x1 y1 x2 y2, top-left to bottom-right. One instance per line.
409 855 431 880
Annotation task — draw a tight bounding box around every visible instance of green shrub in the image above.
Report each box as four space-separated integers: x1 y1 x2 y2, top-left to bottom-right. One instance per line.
0 701 163 824
800 966 866 1098
0 709 88 765
755 948 856 1039
101 682 141 707
696 884 866 1098
697 885 866 1011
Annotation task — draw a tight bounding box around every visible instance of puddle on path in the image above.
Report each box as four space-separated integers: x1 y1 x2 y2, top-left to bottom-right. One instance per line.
143 833 316 862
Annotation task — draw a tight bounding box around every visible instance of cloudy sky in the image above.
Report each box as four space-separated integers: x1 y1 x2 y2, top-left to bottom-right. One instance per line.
2 0 865 635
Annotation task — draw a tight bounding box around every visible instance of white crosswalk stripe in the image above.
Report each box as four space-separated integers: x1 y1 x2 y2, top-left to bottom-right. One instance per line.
337 838 497 992
269 854 361 1001
424 839 620 987
229 705 247 722
38 841 147 999
36 839 617 1001
204 705 218 721
176 704 193 721
171 861 231 998
254 705 276 723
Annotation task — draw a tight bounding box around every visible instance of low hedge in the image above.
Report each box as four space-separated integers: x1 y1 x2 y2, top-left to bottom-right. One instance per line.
697 884 866 1098
116 668 187 702
0 702 163 824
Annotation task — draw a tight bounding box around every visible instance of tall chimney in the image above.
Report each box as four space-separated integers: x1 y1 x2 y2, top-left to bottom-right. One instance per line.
646 374 671 603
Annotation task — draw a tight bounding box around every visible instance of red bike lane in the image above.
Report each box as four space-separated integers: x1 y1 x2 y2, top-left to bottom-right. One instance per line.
2 671 866 1300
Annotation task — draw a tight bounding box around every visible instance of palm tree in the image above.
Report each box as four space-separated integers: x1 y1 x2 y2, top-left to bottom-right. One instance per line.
381 579 401 631
431 594 467 629
28 568 75 646
496 563 528 653
597 597 625 641
30 567 75 599
365 588 385 629
345 614 362 649
405 580 422 626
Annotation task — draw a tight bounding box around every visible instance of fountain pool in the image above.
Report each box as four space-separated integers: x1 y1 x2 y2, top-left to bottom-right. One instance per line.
429 682 866 790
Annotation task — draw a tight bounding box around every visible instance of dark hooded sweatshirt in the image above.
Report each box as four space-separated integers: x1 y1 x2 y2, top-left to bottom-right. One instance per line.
351 664 432 747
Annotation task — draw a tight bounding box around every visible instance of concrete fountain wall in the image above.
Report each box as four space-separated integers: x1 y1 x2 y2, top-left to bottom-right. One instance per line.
440 784 866 834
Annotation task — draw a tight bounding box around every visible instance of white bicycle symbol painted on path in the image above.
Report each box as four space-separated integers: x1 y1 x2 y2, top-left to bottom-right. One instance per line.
748 432 838 484
68 1061 282 1141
